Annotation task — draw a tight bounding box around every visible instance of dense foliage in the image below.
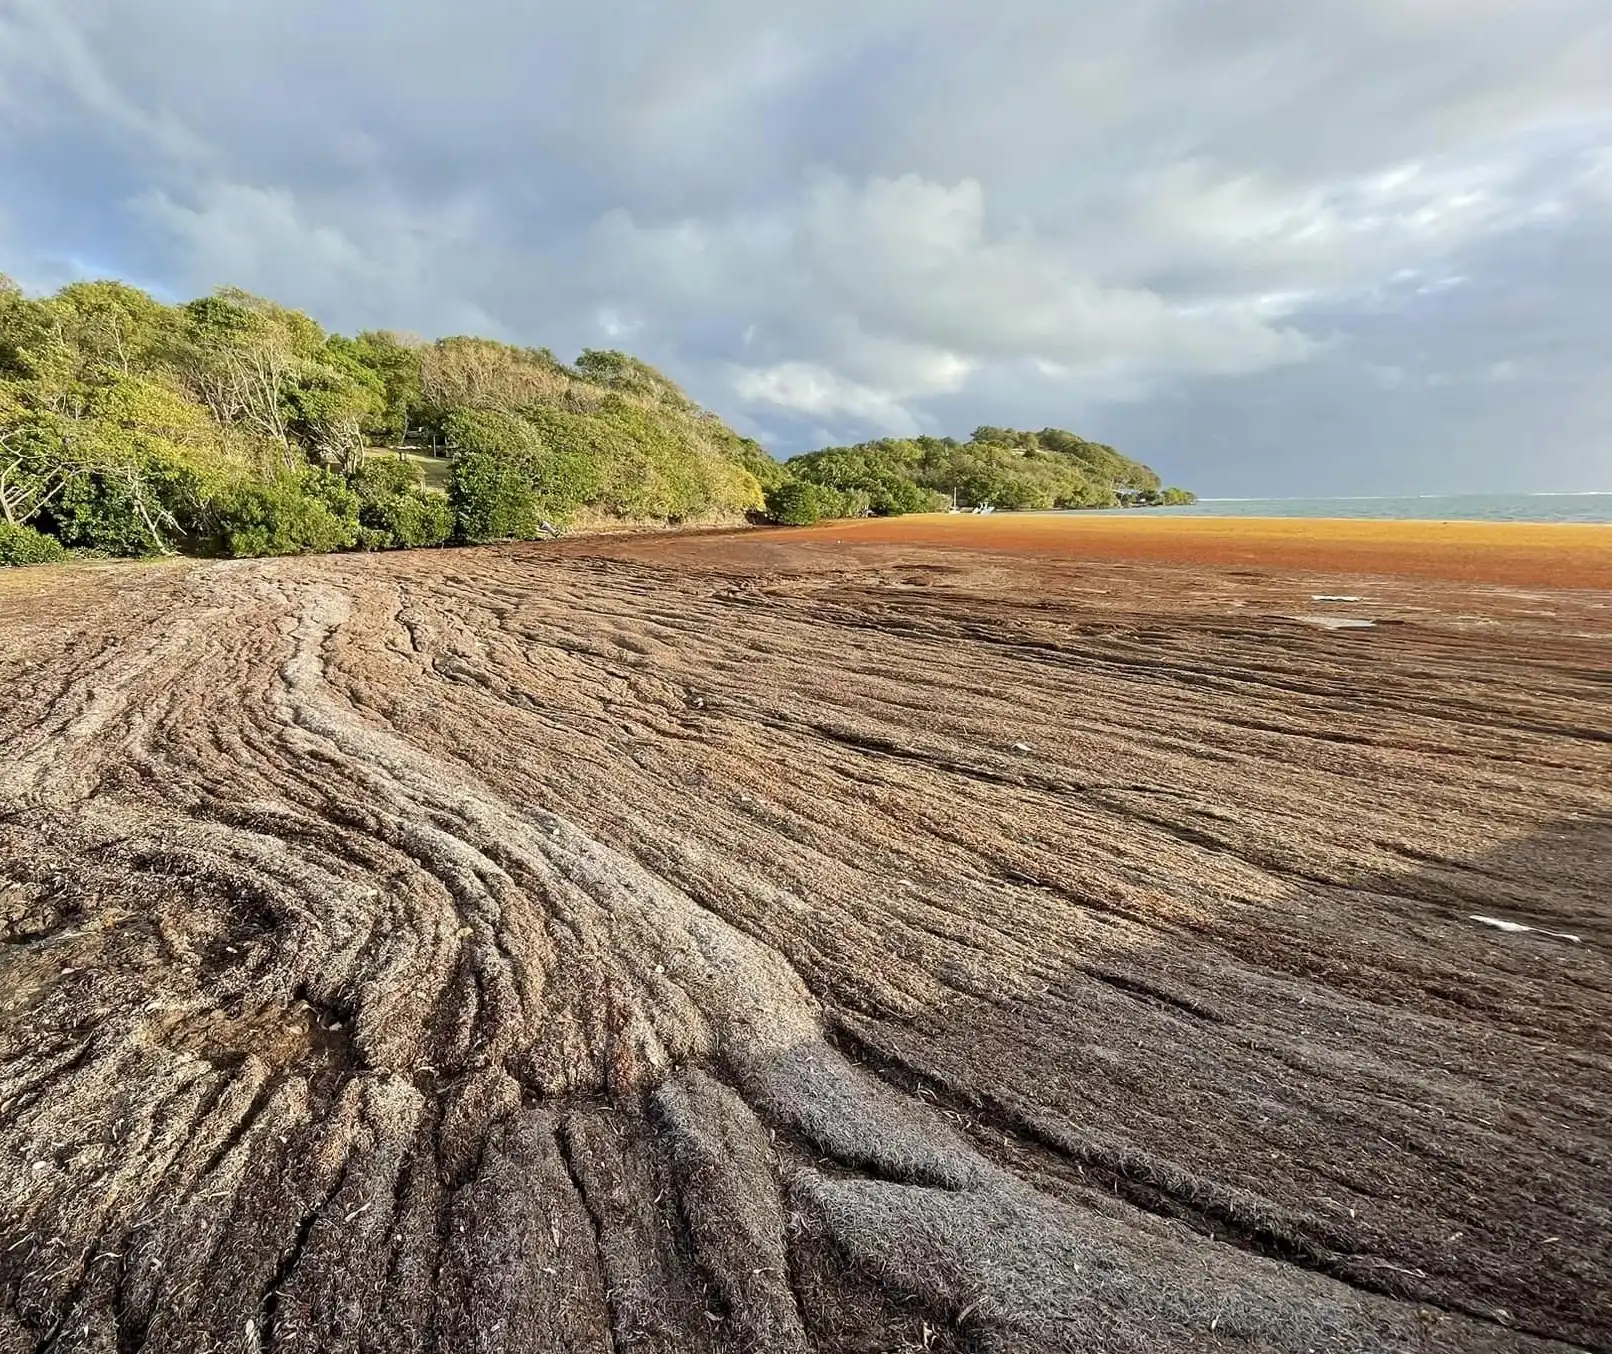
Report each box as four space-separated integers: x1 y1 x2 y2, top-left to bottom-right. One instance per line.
783 428 1193 516
763 481 876 526
0 520 67 565
0 277 768 564
0 273 1194 563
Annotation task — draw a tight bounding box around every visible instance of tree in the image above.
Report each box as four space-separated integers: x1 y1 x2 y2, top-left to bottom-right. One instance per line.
419 337 569 415
574 349 695 411
724 435 789 492
786 424 1170 515
52 281 173 377
0 273 1193 569
290 352 385 475
443 409 548 542
329 331 422 443
0 410 189 555
176 293 301 458
0 418 67 529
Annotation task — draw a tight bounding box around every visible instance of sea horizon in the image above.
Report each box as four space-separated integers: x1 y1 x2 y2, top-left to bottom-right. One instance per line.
1195 490 1612 501
1073 490 1612 523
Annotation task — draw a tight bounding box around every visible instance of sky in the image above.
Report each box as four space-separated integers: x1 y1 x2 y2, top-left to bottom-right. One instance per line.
1 0 1609 495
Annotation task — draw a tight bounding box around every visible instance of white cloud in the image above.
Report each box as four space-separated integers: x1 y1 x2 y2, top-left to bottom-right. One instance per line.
731 363 922 433
595 307 643 339
600 171 1318 427
134 184 381 288
1142 156 1521 263
0 0 206 161
730 326 977 430
129 182 502 337
793 172 1317 371
1578 147 1612 205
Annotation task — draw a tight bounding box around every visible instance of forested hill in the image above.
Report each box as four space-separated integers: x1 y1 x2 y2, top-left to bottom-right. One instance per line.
0 277 773 564
0 275 1192 565
775 429 1193 523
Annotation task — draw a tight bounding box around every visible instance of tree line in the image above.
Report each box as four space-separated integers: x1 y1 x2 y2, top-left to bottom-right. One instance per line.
0 277 771 565
768 428 1192 525
0 275 1192 565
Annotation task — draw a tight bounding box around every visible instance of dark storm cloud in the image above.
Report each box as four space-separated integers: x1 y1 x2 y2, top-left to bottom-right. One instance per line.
1 0 1608 490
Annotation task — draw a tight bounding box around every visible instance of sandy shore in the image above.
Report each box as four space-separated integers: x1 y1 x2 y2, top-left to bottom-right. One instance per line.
764 512 1612 589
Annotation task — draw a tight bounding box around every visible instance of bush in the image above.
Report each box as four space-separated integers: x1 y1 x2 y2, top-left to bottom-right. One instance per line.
350 458 454 549
213 467 361 557
442 408 555 541
811 485 873 520
578 399 760 522
785 448 941 516
47 449 205 557
514 406 613 513
0 521 68 566
448 449 543 543
443 400 763 533
6 411 213 557
764 482 823 526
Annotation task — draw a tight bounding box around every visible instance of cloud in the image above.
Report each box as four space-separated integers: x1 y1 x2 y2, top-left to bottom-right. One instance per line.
0 0 1608 490
128 181 503 337
0 0 206 163
731 362 927 433
599 170 1319 431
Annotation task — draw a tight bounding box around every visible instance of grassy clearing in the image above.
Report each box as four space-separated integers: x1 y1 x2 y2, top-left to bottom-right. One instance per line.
366 446 452 493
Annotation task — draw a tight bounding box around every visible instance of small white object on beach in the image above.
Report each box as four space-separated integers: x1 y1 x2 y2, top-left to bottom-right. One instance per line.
1312 595 1364 603
1011 741 1033 751
1469 915 1581 944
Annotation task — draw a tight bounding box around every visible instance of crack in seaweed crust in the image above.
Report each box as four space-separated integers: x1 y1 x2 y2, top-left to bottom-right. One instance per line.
0 539 1608 1353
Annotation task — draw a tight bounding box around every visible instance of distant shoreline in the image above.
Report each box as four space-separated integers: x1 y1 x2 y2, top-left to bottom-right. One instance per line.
1053 490 1612 526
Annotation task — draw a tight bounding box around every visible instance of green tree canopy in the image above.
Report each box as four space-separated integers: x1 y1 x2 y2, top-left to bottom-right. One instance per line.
1 274 1188 568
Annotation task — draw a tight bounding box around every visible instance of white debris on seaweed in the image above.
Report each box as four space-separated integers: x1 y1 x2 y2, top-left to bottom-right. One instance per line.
1469 915 1582 944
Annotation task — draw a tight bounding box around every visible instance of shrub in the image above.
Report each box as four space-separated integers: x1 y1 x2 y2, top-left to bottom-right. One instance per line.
213 467 361 557
765 482 823 526
448 449 543 543
820 486 873 519
350 458 454 549
7 410 213 557
47 447 204 557
514 406 612 513
0 521 68 566
442 408 553 541
578 399 754 522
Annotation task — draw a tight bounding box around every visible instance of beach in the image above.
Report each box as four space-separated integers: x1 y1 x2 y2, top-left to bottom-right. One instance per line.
1 522 1607 1352
753 511 1612 590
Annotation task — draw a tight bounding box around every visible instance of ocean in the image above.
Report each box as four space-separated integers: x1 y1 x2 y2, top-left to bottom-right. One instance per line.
1078 493 1612 524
